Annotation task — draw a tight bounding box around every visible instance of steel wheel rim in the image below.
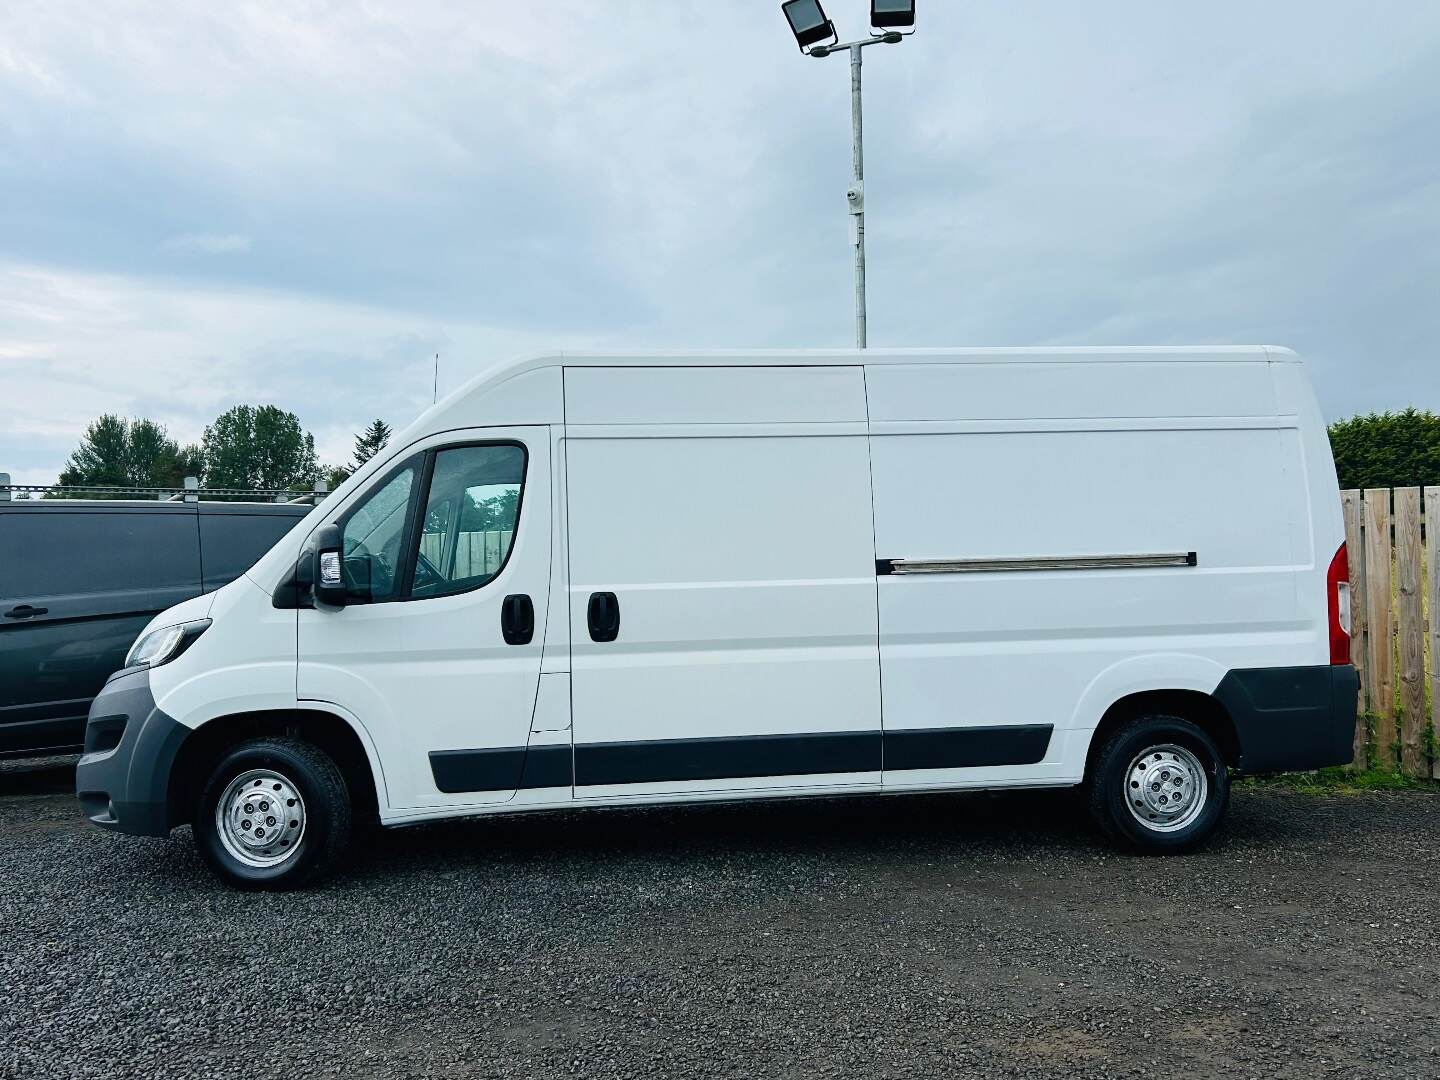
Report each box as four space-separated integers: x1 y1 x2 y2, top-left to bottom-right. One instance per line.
215 769 307 868
1123 743 1208 833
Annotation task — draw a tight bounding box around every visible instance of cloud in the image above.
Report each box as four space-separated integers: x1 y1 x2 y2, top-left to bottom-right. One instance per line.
2 1 1440 482
0 262 589 478
164 232 251 255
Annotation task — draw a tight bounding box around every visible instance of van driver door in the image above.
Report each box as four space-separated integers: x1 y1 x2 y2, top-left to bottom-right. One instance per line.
297 428 553 812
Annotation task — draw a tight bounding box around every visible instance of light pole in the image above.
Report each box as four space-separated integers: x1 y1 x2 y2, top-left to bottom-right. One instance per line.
782 1 916 349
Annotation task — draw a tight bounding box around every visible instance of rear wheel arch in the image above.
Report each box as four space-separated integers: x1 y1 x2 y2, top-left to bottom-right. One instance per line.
167 709 381 829
1084 689 1240 781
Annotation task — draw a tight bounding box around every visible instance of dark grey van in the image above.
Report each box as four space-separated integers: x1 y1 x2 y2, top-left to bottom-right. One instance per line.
0 501 310 757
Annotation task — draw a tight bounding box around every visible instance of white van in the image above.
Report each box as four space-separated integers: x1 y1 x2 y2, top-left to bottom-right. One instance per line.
76 348 1358 888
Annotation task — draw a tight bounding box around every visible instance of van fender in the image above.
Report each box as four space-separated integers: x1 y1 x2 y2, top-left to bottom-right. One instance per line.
1067 653 1229 738
286 699 393 814
155 660 301 732
160 674 392 818
178 696 394 817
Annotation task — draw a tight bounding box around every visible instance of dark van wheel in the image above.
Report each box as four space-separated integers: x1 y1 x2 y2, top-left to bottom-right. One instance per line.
194 737 352 889
1087 715 1230 853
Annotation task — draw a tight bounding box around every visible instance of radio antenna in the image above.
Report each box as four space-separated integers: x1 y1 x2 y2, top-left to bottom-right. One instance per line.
432 353 439 404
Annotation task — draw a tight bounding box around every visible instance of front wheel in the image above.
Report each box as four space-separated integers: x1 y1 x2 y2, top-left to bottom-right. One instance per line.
1086 715 1229 853
194 737 352 889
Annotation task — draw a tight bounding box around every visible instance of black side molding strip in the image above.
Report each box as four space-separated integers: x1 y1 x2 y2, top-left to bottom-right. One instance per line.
576 731 880 787
429 744 573 794
431 726 1056 793
884 725 1052 771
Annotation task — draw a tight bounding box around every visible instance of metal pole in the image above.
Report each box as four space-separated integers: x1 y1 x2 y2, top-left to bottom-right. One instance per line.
849 44 867 349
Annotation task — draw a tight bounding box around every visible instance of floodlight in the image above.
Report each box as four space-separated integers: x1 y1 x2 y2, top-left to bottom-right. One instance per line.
781 0 836 52
871 0 916 29
782 0 919 349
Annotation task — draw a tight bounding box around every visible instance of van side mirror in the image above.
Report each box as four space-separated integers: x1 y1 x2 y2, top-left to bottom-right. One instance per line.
313 524 347 608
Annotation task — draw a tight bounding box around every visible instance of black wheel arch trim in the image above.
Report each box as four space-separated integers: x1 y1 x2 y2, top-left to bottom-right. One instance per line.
1213 663 1358 774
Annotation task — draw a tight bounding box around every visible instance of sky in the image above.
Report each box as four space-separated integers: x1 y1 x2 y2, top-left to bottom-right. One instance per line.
3 1 1439 486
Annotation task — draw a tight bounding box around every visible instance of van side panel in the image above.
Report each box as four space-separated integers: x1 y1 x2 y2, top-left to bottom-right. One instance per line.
563 365 867 426
564 366 883 798
871 357 1278 421
1268 351 1344 659
0 505 202 756
866 359 1312 787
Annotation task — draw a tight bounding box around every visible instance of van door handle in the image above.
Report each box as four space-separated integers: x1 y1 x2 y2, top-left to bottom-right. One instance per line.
3 605 48 620
587 592 619 642
501 594 534 645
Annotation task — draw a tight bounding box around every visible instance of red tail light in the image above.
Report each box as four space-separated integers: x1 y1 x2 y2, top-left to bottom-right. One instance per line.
1327 542 1351 665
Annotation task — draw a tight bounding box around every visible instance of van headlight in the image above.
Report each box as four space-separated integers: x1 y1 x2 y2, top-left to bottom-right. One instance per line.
125 619 212 670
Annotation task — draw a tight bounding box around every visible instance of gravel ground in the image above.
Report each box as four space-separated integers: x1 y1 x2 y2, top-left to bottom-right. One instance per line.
2 757 1438 1079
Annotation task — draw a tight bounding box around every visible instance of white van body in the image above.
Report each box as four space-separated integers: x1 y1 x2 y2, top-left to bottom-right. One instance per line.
77 348 1357 875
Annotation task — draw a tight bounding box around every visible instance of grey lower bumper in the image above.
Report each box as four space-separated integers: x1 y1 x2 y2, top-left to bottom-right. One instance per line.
74 669 189 837
1215 664 1359 774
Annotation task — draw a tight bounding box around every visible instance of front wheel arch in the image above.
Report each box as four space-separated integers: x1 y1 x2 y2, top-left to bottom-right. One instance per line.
167 709 381 831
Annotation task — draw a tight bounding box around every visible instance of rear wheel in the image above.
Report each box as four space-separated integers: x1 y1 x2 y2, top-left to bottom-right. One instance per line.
194 737 351 889
1087 714 1229 852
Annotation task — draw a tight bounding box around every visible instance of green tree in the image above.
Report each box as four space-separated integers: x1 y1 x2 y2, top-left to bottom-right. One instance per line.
322 419 392 490
353 419 392 468
1327 409 1440 490
324 463 354 489
57 415 199 495
460 487 520 532
201 405 320 491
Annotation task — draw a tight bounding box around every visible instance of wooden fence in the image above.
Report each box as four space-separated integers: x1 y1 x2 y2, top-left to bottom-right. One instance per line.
419 529 514 581
1341 488 1439 778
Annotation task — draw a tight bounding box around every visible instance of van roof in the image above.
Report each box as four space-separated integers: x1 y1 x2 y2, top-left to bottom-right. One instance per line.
460 345 1287 394
496 345 1289 373
431 344 1294 420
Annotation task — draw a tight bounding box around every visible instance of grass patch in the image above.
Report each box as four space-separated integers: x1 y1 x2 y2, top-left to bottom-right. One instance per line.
1239 767 1437 793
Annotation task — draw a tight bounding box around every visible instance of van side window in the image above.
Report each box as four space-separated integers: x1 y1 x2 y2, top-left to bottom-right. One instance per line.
0 512 200 599
411 445 525 600
340 464 417 603
200 512 305 592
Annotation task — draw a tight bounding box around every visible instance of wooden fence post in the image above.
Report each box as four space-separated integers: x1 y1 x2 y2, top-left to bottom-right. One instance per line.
1341 490 1368 766
1363 488 1396 768
1394 488 1425 775
1428 488 1440 781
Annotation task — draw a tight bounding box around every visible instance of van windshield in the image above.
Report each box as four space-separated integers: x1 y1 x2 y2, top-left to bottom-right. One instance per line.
340 465 416 601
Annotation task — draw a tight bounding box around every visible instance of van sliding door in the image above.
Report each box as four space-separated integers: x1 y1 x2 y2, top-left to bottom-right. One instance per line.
564 365 883 798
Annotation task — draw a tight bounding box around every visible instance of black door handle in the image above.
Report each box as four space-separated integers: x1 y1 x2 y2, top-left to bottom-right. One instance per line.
501 594 534 645
587 591 619 642
3 605 48 620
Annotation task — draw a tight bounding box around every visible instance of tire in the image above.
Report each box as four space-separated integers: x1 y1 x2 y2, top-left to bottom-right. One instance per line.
194 737 352 889
1086 714 1230 853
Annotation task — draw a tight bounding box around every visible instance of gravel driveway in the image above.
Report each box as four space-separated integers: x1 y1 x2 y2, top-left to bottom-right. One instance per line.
2 757 1437 1079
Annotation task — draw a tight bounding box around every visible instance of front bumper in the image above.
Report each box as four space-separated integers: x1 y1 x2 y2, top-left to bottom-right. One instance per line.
1215 664 1360 773
74 668 189 837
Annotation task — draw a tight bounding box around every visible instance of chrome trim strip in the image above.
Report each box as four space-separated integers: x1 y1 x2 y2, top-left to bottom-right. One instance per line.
887 552 1197 574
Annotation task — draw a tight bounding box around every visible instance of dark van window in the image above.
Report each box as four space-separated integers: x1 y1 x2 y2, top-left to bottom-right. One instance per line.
200 514 304 592
0 512 200 599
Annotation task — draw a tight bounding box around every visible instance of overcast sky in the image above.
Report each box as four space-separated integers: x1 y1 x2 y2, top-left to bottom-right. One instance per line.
3 1 1439 485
